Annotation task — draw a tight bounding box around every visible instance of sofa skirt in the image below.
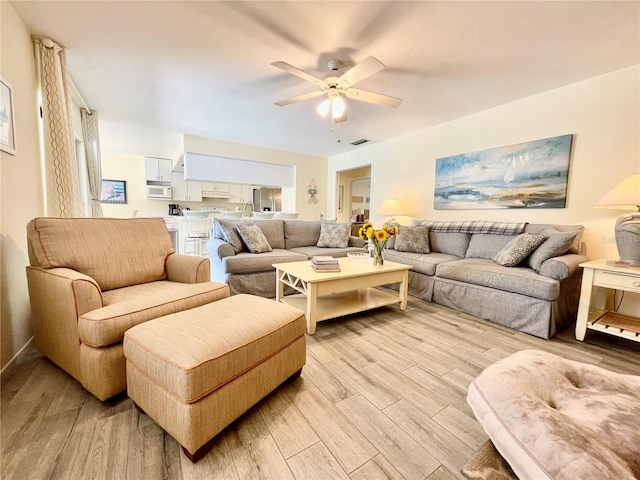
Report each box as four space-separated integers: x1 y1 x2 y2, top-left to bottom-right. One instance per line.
227 271 296 298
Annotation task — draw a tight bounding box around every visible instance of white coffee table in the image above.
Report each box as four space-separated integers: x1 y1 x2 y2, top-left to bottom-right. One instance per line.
273 257 411 334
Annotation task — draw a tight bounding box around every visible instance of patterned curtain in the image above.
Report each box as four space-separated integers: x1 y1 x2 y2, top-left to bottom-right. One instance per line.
38 38 82 217
81 109 104 217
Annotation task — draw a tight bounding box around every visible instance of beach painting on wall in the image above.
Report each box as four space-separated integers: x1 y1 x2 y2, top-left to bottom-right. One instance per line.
434 134 573 210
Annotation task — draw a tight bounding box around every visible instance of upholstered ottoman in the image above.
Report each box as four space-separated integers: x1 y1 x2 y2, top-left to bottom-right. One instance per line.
123 294 306 462
467 349 640 480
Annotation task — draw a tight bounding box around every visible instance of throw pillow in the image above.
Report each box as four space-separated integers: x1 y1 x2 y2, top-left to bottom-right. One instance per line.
235 224 273 254
214 219 245 253
526 230 578 272
493 234 546 267
316 222 351 248
395 226 430 254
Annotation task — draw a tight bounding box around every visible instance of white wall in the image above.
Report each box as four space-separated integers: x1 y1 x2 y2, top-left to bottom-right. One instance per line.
328 65 640 261
183 135 327 221
1 2 45 369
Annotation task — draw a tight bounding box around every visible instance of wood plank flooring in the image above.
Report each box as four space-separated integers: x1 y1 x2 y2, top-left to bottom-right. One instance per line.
2 296 639 480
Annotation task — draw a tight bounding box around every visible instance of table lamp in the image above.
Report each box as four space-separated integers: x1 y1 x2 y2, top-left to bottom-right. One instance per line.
593 173 640 265
376 198 405 223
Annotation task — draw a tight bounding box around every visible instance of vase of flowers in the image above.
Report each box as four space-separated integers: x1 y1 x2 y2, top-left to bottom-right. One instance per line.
358 222 399 266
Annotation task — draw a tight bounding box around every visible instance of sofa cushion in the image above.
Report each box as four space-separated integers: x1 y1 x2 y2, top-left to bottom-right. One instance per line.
436 259 559 300
526 230 578 272
284 220 321 249
288 246 367 258
223 249 307 274
467 350 640 480
395 226 430 254
466 234 515 260
384 250 460 276
236 224 273 254
27 217 173 291
429 232 471 258
214 219 245 253
317 222 351 248
246 220 285 249
493 234 546 267
78 280 230 347
525 223 584 254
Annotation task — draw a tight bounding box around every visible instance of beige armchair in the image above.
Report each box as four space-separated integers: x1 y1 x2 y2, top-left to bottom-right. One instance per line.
26 217 230 400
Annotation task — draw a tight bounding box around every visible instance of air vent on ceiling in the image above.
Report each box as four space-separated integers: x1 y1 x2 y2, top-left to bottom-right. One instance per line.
350 139 369 146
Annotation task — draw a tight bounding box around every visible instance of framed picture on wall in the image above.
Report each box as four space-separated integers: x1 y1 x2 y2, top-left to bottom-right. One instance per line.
100 179 127 204
0 77 17 155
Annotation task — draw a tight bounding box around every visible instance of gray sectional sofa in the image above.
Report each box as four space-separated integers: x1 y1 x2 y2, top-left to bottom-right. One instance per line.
207 219 367 298
384 220 587 339
207 218 587 339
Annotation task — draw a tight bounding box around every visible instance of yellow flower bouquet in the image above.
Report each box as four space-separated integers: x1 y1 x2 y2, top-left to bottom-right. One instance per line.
358 222 399 266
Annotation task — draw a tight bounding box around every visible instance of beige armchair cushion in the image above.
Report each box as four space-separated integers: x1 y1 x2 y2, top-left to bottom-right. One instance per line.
79 281 230 347
28 217 174 291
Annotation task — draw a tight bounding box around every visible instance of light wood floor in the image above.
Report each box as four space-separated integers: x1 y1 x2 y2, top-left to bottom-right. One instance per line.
2 296 639 480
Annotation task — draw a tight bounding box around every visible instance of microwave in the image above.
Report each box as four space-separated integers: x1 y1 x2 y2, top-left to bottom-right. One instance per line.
146 185 172 199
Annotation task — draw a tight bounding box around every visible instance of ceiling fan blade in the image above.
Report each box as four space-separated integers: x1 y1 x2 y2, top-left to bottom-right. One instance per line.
345 88 402 108
271 61 325 86
338 56 385 87
274 90 325 107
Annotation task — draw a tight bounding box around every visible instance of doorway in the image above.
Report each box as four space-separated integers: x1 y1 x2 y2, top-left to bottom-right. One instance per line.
335 165 372 223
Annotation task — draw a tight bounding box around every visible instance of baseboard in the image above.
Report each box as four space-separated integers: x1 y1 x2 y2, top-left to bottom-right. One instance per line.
1 336 34 376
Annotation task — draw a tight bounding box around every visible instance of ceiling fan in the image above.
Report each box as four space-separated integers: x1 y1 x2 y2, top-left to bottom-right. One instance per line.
271 56 402 122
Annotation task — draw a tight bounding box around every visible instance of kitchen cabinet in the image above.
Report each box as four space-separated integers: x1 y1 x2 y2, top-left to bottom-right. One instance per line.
145 157 172 183
172 172 202 202
229 184 255 204
201 182 230 193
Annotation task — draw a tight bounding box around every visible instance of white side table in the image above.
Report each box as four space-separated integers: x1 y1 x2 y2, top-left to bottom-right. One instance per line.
575 259 640 342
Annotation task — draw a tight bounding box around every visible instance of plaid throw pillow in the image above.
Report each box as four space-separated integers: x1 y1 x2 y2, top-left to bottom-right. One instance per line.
493 234 546 267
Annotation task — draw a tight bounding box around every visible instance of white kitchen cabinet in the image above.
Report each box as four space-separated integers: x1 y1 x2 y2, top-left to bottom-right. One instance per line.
202 182 230 194
229 184 255 203
172 172 202 202
145 157 172 183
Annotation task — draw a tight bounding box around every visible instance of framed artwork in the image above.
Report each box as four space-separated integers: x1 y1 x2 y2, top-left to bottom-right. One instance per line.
434 134 573 210
0 77 17 155
338 185 344 213
352 196 364 203
100 179 127 204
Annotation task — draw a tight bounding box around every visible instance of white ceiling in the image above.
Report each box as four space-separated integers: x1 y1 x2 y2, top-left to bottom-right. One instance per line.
12 1 640 158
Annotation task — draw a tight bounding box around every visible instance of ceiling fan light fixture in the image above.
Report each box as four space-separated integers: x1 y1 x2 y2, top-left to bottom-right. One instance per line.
316 98 331 117
331 95 346 119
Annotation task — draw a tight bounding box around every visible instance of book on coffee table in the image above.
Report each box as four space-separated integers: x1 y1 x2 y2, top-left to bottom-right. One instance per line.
311 255 339 265
312 263 341 272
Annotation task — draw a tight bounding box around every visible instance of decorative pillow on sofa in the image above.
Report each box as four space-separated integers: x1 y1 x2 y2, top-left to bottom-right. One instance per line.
316 222 351 248
526 230 578 272
493 234 546 267
235 224 273 254
213 219 245 253
395 226 430 254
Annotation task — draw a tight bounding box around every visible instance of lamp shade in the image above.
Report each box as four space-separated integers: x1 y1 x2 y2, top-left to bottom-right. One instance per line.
376 198 405 216
594 174 640 211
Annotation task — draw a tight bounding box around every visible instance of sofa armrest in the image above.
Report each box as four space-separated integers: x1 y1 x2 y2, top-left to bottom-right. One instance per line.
539 254 589 281
349 236 366 248
165 254 210 283
207 238 236 260
26 266 103 380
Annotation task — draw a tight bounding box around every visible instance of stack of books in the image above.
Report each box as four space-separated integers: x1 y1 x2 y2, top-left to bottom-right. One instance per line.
311 255 341 272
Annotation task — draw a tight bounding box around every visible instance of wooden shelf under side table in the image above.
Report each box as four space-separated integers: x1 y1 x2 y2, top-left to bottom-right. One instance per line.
575 259 640 342
273 258 411 335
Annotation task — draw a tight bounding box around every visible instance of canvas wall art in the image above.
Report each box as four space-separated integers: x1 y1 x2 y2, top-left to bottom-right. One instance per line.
434 134 573 210
100 179 127 204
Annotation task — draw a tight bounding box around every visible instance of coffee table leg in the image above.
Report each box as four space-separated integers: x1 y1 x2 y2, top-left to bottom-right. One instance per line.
306 284 318 335
275 268 283 302
399 270 409 310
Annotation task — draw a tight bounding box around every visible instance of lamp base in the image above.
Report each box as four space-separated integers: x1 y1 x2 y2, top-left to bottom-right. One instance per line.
615 213 640 266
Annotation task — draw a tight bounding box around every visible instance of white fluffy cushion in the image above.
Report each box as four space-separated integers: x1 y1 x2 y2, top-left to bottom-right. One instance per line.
467 350 640 480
